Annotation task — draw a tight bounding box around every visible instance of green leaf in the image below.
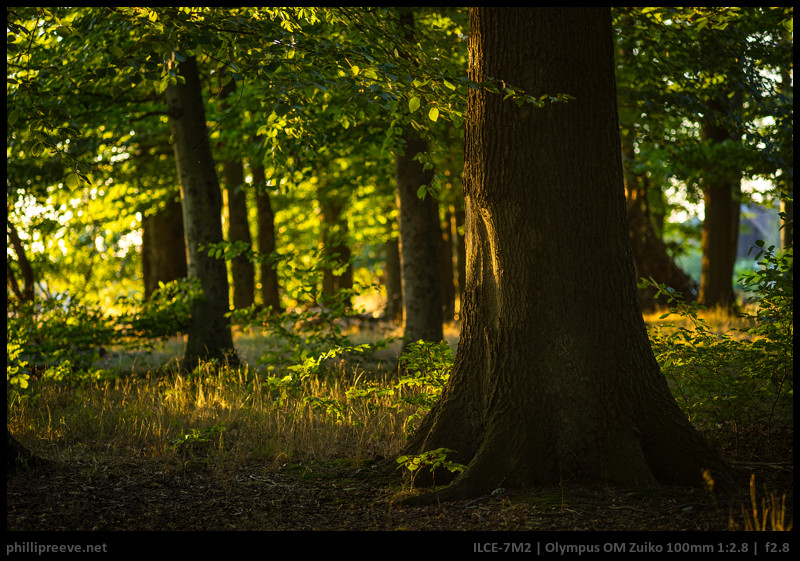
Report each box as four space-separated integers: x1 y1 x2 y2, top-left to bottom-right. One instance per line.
109 45 124 58
31 142 45 157
351 65 360 76
416 185 428 199
428 107 439 122
65 172 81 189
408 96 420 113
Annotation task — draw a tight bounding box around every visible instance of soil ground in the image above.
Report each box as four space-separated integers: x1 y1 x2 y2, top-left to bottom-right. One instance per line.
7 425 792 554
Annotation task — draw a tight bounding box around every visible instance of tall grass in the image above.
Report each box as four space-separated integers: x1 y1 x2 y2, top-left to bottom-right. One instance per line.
7 348 421 470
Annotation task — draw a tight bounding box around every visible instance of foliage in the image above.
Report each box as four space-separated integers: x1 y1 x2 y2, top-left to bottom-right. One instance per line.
395 447 465 487
641 238 792 432
116 277 203 342
7 297 116 378
393 340 453 431
6 278 204 392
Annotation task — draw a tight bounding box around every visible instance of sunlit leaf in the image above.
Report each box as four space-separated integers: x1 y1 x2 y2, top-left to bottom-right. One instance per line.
65 172 81 189
408 96 420 113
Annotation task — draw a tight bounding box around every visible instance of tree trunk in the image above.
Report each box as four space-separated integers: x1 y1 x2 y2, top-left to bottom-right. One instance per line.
454 207 466 320
394 8 443 346
6 218 35 304
252 164 283 313
395 131 444 345
319 187 353 307
166 56 238 368
698 99 741 312
223 158 256 311
141 197 187 299
622 143 698 310
439 207 456 323
403 7 733 501
7 429 48 472
219 78 256 311
778 52 793 252
382 236 403 322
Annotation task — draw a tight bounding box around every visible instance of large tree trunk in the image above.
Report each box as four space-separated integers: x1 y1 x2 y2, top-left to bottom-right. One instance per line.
403 7 733 501
7 429 48 472
166 56 238 368
141 196 187 299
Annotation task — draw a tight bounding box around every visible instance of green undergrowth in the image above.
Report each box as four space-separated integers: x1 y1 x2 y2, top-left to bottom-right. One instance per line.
7 246 793 511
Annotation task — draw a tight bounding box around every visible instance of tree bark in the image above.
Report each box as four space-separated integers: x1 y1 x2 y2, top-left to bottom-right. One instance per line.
402 7 733 501
319 186 353 307
382 236 403 322
621 141 698 310
439 206 456 323
219 78 256 311
6 218 35 304
394 8 443 346
223 157 256 311
698 99 741 312
252 165 282 313
395 132 444 345
141 197 187 299
166 56 238 368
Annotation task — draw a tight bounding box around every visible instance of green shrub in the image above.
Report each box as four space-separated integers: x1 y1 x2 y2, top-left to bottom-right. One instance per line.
641 242 792 432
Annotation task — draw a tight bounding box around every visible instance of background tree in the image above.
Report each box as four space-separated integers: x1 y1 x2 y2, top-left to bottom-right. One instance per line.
394 9 444 345
614 8 793 310
165 55 238 367
403 7 733 500
218 77 256 311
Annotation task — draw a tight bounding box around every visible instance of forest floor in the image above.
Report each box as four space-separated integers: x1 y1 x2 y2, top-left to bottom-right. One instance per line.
6 424 793 535
7 315 794 545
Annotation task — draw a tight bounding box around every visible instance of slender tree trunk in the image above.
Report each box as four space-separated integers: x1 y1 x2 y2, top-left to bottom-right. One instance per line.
141 197 187 299
6 218 35 304
454 207 466 320
219 78 255 311
383 236 403 322
394 8 443 346
698 99 741 312
778 50 793 252
252 165 282 313
223 158 256 310
622 140 698 310
439 207 456 323
319 186 353 307
403 7 733 501
396 131 444 345
166 56 238 368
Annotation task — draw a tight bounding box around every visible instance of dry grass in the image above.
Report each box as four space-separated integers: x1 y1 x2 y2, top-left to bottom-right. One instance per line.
7 336 423 473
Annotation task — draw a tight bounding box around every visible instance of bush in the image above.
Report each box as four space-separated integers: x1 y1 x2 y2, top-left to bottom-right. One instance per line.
641 242 792 434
